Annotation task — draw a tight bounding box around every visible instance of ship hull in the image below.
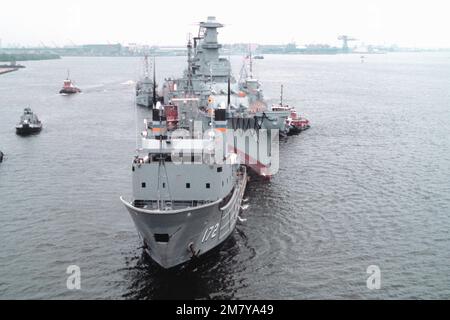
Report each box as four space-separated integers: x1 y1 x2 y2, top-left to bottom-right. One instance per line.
136 93 163 107
15 125 42 135
288 125 310 135
121 169 247 269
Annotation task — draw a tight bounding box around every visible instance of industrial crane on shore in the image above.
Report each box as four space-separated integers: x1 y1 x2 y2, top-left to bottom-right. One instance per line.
338 35 357 53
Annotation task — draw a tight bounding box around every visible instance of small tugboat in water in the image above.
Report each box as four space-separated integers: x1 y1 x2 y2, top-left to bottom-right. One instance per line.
15 108 42 135
286 108 310 135
59 71 81 94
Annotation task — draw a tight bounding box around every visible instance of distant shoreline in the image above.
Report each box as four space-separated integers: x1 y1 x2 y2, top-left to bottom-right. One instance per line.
56 50 450 58
0 53 61 62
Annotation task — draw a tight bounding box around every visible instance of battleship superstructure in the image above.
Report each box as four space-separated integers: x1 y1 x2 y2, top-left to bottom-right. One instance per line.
162 16 290 176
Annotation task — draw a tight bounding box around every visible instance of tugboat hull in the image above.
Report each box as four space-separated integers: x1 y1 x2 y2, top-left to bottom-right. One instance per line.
287 127 302 135
59 88 81 94
120 169 247 269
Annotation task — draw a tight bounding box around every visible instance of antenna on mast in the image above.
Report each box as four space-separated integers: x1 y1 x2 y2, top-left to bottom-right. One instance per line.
144 54 149 77
209 64 214 125
152 56 157 108
227 75 231 111
280 84 284 106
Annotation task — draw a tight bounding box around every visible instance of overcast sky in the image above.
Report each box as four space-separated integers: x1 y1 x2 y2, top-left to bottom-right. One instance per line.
1 0 449 48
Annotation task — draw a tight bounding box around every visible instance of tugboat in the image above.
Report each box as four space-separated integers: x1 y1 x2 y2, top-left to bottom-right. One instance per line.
162 16 291 175
121 17 310 269
286 109 310 135
59 71 81 94
271 85 310 135
15 108 42 135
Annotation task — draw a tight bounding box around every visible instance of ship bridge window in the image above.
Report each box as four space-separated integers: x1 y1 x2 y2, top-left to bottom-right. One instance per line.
186 183 191 189
154 234 169 243
206 183 210 189
141 182 146 188
151 155 172 162
217 167 222 173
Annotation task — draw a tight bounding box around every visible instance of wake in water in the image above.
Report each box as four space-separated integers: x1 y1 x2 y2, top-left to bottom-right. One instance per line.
122 80 136 86
58 80 136 94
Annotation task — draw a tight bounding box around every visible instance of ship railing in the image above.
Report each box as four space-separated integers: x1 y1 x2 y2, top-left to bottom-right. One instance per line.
133 199 213 210
220 166 246 212
220 175 244 213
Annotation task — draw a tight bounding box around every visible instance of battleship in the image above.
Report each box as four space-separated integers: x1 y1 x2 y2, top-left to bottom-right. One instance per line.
136 55 161 108
15 108 42 135
121 17 299 268
161 16 299 175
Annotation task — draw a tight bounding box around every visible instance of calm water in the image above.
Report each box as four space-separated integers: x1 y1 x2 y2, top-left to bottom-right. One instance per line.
1 53 450 299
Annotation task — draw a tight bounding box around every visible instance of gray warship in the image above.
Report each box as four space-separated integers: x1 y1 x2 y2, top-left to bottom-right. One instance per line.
136 55 160 108
121 17 288 269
